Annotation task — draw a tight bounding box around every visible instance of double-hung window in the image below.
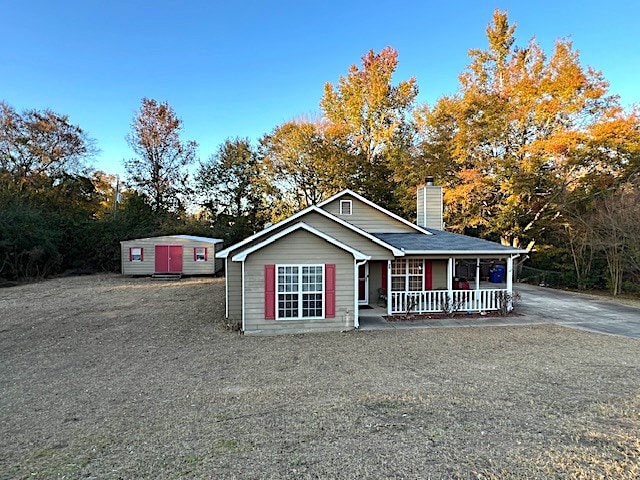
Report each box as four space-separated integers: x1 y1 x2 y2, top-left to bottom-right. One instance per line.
277 265 324 319
391 259 424 291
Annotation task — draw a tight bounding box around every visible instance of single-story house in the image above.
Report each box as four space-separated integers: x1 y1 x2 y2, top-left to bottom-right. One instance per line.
121 235 223 276
216 180 528 335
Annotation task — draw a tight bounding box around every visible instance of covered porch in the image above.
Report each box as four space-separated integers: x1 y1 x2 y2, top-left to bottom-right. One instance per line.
362 256 516 317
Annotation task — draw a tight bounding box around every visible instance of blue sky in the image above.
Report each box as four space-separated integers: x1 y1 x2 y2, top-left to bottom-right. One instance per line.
2 0 639 178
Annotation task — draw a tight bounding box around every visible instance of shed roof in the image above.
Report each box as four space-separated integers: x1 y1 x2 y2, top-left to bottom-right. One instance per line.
372 230 527 255
120 235 223 244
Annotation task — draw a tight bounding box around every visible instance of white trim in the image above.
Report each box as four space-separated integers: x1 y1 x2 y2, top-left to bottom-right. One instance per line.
354 259 367 328
217 205 403 259
402 249 528 255
357 262 369 305
275 264 325 321
339 199 352 215
225 256 229 318
317 189 432 235
231 222 372 262
386 260 392 316
241 260 246 332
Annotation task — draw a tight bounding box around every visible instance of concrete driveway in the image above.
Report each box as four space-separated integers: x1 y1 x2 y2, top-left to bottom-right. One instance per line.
516 283 640 339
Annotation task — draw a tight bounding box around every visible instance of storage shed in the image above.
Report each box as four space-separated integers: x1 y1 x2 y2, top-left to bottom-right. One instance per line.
120 235 223 276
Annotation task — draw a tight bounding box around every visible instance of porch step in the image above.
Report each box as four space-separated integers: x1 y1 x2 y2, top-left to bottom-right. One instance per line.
151 273 182 281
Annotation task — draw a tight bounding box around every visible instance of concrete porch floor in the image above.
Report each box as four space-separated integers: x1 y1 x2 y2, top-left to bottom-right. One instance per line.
357 302 540 331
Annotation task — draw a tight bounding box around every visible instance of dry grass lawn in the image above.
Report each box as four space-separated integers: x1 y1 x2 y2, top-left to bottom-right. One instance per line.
1 274 639 479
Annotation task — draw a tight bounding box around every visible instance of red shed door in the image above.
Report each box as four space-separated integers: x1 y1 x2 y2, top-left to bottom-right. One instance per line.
155 245 183 273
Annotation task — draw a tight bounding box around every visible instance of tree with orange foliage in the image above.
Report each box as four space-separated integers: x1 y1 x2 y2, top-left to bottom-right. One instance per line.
415 10 640 250
321 47 418 208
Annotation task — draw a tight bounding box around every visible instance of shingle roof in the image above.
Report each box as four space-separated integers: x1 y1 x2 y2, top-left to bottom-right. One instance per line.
372 230 526 254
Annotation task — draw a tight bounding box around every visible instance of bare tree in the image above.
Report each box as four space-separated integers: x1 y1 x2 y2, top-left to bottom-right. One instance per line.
0 101 95 187
125 98 197 212
587 182 640 295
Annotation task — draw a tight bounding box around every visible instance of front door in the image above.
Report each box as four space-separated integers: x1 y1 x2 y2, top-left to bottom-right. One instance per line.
358 263 368 304
155 245 183 273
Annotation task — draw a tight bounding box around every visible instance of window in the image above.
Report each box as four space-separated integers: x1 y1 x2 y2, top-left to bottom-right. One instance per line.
194 247 207 262
130 247 143 262
277 265 324 319
339 200 352 215
391 259 424 291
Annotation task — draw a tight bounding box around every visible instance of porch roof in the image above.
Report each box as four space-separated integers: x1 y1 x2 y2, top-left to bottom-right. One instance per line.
372 230 527 255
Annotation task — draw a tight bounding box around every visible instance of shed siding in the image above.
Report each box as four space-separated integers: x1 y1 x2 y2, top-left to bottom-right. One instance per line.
322 195 417 233
121 236 222 275
242 229 355 335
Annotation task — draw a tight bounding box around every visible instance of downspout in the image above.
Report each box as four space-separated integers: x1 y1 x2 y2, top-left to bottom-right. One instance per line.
225 257 229 319
354 258 368 329
475 257 481 311
447 257 454 314
241 260 246 333
387 259 392 316
507 254 520 312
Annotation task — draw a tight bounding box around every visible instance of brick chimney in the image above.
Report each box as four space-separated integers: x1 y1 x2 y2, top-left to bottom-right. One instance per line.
416 176 443 230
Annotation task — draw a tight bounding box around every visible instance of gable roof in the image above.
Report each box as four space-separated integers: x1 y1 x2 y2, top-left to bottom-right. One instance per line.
216 205 405 259
231 222 370 262
372 230 528 255
317 189 432 235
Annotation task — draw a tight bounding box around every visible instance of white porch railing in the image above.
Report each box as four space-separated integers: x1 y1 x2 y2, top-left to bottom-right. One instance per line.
390 289 508 314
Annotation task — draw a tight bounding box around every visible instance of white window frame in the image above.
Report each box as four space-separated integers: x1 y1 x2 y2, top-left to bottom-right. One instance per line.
195 247 207 262
391 258 424 291
276 264 325 320
130 247 143 262
339 200 352 216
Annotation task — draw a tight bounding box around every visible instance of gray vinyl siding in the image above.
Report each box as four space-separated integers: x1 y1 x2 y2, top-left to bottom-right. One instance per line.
431 259 448 289
242 229 355 335
416 186 443 230
322 195 417 233
121 236 223 275
226 259 242 323
301 212 395 260
367 260 385 305
223 211 396 262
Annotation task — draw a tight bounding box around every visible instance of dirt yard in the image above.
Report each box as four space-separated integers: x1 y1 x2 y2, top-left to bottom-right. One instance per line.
1 274 639 479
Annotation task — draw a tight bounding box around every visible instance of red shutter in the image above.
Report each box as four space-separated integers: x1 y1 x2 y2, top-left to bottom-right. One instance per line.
325 264 336 318
140 248 143 262
204 248 208 261
425 260 433 290
264 264 276 320
129 247 133 262
193 248 197 261
381 262 387 289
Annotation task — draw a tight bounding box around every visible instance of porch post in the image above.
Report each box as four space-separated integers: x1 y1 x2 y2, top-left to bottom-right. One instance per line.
447 257 454 314
387 259 392 316
506 256 514 311
475 258 481 312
